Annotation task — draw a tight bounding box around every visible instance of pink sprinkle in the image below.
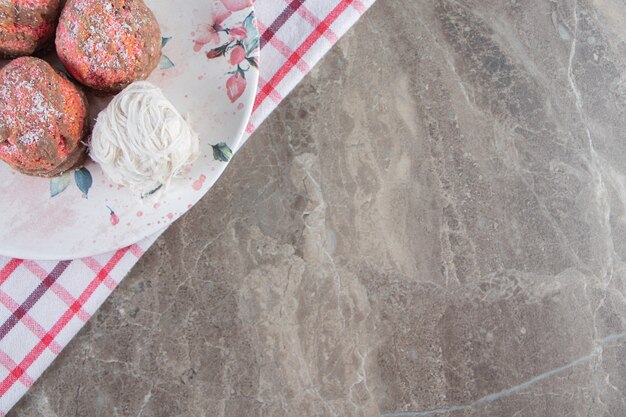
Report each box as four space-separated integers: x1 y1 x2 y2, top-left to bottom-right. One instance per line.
153 203 161 209
137 211 143 217
193 174 206 191
198 75 204 80
167 213 174 220
237 103 244 110
187 204 193 209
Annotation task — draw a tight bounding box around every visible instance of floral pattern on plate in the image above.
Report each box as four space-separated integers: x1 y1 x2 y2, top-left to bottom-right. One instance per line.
193 4 260 102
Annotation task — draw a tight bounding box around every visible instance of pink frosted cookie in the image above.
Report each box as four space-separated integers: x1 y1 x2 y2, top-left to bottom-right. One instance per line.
56 0 161 92
0 0 61 57
0 57 89 177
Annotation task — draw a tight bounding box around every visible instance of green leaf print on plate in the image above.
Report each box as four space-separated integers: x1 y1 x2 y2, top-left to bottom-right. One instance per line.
75 167 93 198
243 11 259 54
212 143 233 162
159 55 175 69
160 36 175 69
50 171 71 197
49 167 94 198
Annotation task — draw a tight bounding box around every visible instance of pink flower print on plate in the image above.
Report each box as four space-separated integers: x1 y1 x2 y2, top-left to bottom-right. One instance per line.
229 26 247 41
193 1 233 52
229 45 246 65
226 73 247 102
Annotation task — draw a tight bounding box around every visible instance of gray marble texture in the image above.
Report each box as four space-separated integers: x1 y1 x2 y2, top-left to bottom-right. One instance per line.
11 0 626 416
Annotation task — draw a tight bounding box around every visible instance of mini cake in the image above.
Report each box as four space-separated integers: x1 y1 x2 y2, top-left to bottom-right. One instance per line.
0 0 61 57
55 0 161 92
0 57 89 177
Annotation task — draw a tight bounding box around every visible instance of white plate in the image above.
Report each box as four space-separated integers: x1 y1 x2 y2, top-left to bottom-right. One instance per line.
0 0 259 260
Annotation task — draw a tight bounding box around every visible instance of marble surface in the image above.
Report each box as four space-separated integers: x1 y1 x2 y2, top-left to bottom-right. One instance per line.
11 0 626 416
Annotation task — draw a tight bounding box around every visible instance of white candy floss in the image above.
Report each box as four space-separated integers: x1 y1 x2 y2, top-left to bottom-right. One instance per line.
90 81 199 199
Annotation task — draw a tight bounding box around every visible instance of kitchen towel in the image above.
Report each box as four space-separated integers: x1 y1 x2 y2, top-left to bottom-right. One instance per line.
0 0 374 414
